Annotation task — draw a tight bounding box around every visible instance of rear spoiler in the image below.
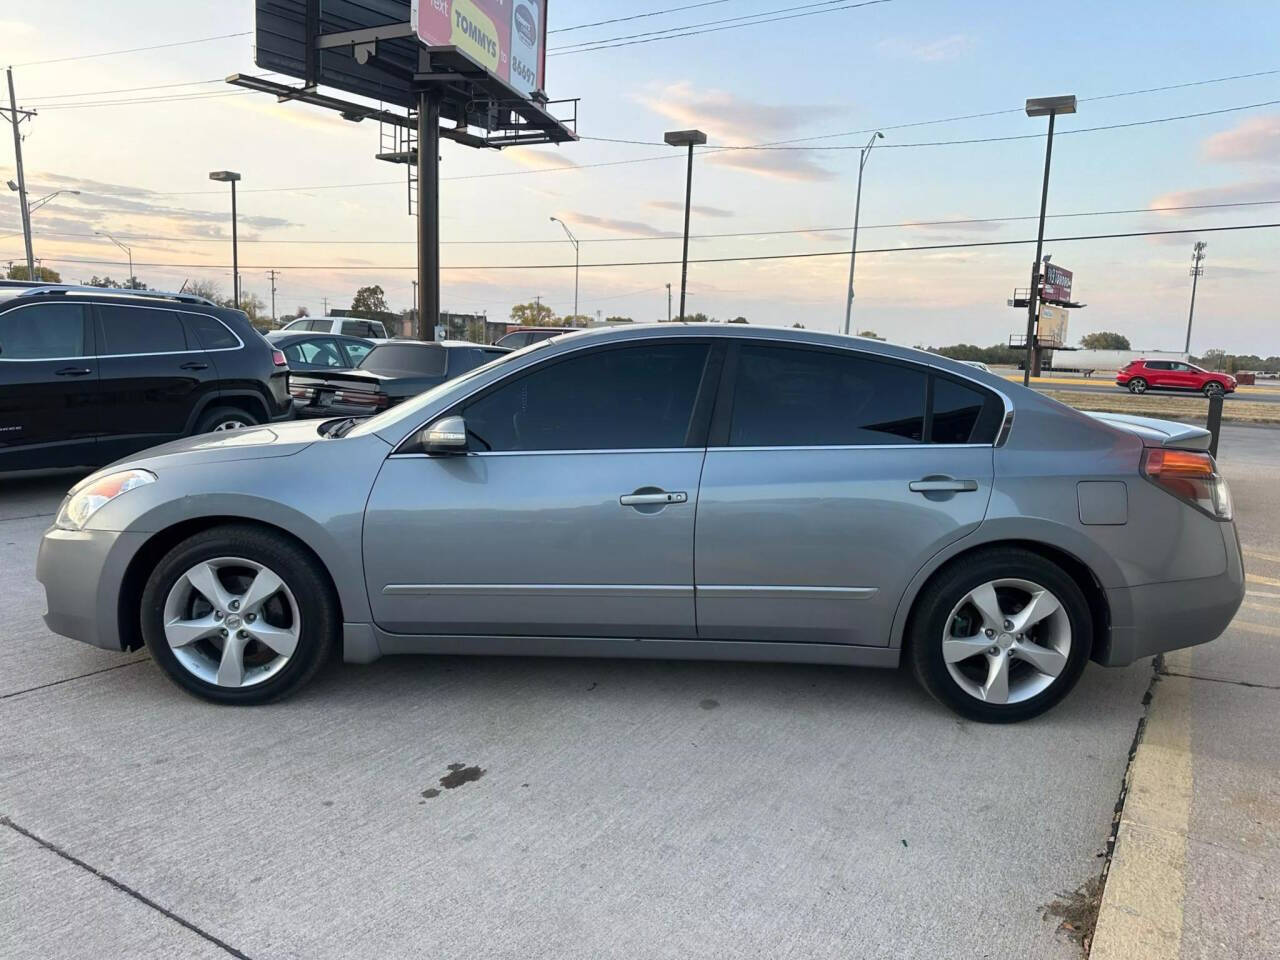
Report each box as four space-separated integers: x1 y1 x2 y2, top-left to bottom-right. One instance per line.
1083 412 1212 451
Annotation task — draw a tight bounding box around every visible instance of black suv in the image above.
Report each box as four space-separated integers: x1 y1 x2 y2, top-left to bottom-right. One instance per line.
0 285 291 471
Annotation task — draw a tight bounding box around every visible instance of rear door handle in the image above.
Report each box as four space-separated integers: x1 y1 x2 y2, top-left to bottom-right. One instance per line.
909 479 978 493
620 491 688 506
55 366 92 377
180 361 209 371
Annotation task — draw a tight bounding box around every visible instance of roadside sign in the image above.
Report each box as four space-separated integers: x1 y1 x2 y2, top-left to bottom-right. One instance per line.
1041 263 1073 303
411 0 547 97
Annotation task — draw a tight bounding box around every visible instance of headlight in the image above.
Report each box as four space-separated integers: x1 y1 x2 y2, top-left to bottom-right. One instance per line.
55 469 156 530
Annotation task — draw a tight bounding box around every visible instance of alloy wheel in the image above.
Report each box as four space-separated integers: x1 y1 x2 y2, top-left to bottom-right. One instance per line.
162 557 301 688
1129 379 1147 394
212 419 248 431
941 578 1071 705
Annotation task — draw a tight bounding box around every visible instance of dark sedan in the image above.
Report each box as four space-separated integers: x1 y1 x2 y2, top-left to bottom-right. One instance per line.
265 330 374 371
289 340 510 418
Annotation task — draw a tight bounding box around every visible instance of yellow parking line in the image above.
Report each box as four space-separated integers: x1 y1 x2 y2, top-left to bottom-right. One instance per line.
1228 619 1280 638
1246 573 1280 588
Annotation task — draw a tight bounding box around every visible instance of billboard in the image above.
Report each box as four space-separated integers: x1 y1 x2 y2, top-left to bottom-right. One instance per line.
412 0 547 97
1041 263 1073 303
1037 303 1070 348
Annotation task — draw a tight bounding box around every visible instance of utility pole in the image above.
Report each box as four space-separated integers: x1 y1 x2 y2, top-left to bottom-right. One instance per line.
842 131 884 335
4 68 36 278
1185 241 1207 354
321 296 329 315
266 269 279 322
666 283 672 322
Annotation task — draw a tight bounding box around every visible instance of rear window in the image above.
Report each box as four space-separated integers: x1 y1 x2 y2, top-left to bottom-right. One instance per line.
182 312 240 350
341 319 385 338
359 343 445 377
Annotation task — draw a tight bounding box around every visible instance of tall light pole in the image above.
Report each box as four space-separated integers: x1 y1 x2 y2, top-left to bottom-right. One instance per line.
665 283 672 322
842 131 884 335
6 181 79 278
26 188 80 214
549 216 579 319
1185 241 1207 354
95 230 133 288
208 170 241 307
664 129 707 322
1021 95 1076 385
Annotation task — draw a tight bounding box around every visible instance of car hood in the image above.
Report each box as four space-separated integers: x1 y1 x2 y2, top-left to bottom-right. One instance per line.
96 419 323 477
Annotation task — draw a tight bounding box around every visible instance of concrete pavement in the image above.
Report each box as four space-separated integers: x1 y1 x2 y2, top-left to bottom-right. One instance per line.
0 472 1150 959
1092 425 1280 959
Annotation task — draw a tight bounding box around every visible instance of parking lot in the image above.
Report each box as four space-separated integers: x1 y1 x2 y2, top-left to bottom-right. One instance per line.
0 422 1273 959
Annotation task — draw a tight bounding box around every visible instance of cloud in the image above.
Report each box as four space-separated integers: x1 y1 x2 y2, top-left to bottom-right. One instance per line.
1149 178 1280 213
1202 114 1280 164
879 34 975 62
561 212 677 238
648 199 735 218
504 148 580 172
637 82 837 182
900 217 1004 233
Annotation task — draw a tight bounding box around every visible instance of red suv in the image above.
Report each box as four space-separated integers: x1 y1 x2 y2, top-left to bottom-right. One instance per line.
1115 359 1236 397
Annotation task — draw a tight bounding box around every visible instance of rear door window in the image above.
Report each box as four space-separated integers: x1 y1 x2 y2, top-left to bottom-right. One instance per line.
931 376 1000 444
96 305 187 355
181 312 240 350
0 303 89 359
729 345 926 446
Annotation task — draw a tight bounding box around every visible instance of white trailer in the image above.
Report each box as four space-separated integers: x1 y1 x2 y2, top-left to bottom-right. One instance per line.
1051 348 1189 374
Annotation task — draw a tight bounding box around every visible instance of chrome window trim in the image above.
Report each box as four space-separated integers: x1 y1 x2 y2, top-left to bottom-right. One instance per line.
389 442 994 459
0 301 244 361
388 333 1016 454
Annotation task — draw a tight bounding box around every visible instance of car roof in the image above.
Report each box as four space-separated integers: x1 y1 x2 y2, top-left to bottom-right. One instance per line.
371 339 503 349
266 330 374 345
0 283 217 307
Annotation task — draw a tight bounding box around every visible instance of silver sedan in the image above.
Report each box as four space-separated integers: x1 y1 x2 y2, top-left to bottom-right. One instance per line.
37 324 1244 722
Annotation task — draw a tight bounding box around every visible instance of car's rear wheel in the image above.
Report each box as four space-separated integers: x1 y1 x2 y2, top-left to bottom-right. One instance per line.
140 525 337 704
908 548 1093 723
194 406 260 434
1203 381 1225 398
1127 378 1148 394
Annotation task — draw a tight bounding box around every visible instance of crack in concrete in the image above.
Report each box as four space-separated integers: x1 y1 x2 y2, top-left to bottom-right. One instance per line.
0 658 149 702
1160 669 1280 691
1 815 256 959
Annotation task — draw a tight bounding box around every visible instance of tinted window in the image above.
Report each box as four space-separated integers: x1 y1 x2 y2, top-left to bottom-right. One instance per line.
359 343 446 377
729 345 925 446
932 377 987 444
182 312 239 350
0 303 87 359
286 338 345 368
341 320 383 338
498 331 532 348
97 305 187 355
464 342 709 452
1145 361 1172 370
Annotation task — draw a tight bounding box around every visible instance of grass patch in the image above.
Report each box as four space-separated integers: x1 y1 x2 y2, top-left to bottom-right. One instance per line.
1041 390 1280 425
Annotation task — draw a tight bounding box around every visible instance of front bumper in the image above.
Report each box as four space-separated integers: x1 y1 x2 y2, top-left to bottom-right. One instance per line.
1098 521 1245 666
36 526 146 652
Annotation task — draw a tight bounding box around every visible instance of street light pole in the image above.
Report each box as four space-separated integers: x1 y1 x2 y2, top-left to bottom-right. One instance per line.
843 131 884 335
1185 241 1207 354
550 217 579 319
666 283 672 322
1021 95 1076 386
95 231 133 287
208 170 242 307
664 129 707 322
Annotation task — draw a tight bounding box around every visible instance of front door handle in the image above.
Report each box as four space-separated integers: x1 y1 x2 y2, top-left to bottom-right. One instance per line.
55 366 92 377
909 478 978 493
180 361 209 371
620 491 688 506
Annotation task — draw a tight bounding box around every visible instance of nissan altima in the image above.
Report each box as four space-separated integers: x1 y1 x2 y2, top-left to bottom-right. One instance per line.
37 324 1244 722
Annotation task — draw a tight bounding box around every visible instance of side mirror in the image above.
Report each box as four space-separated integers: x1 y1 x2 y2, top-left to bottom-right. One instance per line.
422 415 468 454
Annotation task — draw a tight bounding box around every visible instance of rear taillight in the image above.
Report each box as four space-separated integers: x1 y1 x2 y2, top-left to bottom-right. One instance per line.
334 389 389 408
272 349 288 367
1142 448 1233 520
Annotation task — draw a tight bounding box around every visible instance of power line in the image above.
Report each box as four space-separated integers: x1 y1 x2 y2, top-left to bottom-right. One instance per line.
549 1 735 34
10 31 253 68
30 91 255 111
10 199 1278 247
549 0 891 55
10 222 1277 272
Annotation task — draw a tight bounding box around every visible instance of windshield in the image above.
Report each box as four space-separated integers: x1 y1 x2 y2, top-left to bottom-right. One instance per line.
345 338 552 438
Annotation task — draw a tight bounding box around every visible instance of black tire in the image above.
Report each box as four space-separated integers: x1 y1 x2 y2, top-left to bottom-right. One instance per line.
140 525 338 704
1127 378 1147 395
907 547 1093 723
1203 381 1224 398
194 406 260 434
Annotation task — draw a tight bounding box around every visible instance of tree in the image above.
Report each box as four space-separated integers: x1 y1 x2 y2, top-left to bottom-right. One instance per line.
604 315 633 323
728 316 748 324
351 285 388 317
294 305 310 318
791 322 805 329
82 274 147 290
1080 331 1131 350
674 312 711 323
510 300 557 325
6 264 60 282
183 280 224 303
857 330 885 340
562 314 592 327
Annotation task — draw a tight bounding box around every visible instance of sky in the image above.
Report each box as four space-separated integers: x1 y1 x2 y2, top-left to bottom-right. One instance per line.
1 0 1278 354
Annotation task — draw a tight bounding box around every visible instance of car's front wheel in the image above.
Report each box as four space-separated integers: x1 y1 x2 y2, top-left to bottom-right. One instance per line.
1127 377 1148 394
140 525 338 704
908 548 1093 723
